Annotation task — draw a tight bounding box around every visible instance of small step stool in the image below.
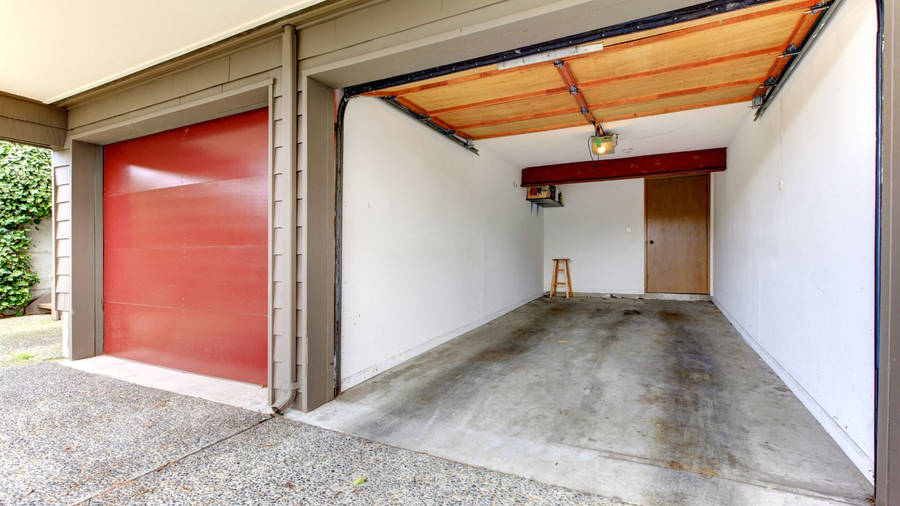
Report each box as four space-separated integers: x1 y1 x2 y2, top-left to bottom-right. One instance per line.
550 258 573 299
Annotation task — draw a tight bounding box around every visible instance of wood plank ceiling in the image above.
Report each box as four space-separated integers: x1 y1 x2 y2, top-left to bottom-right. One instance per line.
367 0 824 140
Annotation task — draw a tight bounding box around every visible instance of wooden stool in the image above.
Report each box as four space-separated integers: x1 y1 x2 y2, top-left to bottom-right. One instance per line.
550 258 573 299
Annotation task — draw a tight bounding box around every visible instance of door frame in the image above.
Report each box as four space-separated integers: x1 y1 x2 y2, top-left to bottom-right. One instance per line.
643 173 711 295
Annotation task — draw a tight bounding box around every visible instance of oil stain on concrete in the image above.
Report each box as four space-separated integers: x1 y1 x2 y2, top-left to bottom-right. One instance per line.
293 297 873 505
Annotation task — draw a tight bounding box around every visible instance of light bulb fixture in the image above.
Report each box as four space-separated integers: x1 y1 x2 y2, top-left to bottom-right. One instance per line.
589 133 617 156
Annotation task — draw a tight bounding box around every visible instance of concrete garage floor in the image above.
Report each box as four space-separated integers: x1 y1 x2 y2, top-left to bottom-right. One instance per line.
0 361 617 505
294 297 874 505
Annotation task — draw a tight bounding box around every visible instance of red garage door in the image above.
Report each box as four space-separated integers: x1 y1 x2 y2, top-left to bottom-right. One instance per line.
103 108 268 384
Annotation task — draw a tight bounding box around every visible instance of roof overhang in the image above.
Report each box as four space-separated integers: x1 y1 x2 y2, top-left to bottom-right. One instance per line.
0 0 326 104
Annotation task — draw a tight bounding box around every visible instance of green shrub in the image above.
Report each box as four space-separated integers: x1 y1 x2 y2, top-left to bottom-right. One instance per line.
0 141 52 316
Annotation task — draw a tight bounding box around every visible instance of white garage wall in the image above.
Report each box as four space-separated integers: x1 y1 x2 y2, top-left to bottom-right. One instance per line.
542 180 645 294
341 97 544 389
712 0 876 480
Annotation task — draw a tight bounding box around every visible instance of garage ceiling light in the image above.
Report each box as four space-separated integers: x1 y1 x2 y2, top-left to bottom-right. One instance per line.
590 133 617 156
497 42 604 70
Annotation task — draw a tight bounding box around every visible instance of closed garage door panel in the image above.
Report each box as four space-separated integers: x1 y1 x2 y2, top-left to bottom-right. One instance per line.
103 108 268 384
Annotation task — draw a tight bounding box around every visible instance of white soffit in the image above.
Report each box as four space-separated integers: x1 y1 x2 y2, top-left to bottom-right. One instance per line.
480 102 751 168
0 0 324 104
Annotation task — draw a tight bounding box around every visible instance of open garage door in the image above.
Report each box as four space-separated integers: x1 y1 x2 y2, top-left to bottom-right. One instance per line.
305 0 875 502
102 108 268 384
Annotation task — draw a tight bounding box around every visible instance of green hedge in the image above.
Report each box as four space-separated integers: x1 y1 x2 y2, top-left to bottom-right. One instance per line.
0 141 52 315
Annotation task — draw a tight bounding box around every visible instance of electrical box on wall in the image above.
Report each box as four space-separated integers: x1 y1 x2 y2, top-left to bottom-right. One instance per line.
526 185 563 207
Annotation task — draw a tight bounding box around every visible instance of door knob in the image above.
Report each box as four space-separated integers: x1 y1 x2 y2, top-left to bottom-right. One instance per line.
649 240 654 244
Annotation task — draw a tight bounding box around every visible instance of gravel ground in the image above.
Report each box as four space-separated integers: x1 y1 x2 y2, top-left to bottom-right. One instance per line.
0 314 62 365
1 362 624 505
0 362 266 505
85 417 621 505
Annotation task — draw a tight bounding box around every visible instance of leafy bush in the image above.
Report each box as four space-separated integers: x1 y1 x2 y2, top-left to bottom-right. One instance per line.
0 141 52 315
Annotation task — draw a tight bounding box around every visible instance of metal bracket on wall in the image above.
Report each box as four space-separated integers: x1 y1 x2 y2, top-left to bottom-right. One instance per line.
379 96 479 154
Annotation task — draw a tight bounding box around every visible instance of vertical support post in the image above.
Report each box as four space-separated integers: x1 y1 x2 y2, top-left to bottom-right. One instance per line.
302 76 337 410
266 84 275 406
50 154 58 322
68 141 102 359
878 0 898 503
271 24 299 411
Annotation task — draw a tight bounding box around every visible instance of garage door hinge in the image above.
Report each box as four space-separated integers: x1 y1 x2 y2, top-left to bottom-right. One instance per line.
759 77 777 89
804 2 831 15
778 45 800 58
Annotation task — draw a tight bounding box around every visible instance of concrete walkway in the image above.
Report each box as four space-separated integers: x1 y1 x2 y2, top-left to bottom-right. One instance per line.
0 362 619 505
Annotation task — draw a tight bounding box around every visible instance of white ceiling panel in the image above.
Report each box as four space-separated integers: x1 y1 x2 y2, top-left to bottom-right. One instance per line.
0 0 324 103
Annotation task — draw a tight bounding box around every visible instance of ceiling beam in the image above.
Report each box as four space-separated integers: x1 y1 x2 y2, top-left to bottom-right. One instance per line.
520 148 727 186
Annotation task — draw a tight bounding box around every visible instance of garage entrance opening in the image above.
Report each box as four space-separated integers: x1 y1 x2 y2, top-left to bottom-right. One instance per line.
102 108 268 385
302 0 875 502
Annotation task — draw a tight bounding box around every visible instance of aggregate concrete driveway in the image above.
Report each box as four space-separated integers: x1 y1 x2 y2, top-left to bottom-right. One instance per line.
0 362 620 505
0 314 62 366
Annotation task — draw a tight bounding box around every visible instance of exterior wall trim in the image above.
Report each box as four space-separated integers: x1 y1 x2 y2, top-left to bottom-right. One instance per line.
0 92 67 148
69 79 273 144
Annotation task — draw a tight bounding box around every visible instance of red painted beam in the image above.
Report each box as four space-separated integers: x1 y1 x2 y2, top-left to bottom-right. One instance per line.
521 148 726 186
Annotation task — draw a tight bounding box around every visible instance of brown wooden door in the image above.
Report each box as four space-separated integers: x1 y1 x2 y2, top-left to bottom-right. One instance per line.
645 174 710 294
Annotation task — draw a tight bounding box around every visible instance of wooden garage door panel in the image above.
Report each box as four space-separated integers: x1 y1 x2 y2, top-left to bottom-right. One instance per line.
103 108 268 384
